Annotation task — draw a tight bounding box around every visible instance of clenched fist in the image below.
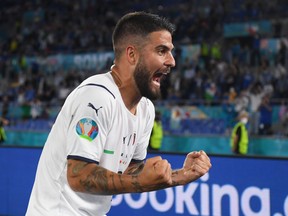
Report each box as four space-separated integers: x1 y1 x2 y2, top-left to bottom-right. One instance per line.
181 150 212 184
136 151 211 191
137 156 173 191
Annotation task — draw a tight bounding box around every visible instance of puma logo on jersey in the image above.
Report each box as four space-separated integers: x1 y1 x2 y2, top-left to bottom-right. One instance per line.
88 103 103 116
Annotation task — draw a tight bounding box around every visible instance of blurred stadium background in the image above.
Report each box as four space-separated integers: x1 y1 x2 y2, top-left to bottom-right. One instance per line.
0 0 288 215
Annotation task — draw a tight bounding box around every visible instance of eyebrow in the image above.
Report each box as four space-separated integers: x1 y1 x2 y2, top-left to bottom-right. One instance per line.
155 44 174 52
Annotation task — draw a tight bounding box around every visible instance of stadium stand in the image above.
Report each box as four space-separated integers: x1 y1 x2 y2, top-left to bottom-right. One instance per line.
0 0 288 136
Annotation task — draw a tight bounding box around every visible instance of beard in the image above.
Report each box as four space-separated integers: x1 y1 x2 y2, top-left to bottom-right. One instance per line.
133 58 162 100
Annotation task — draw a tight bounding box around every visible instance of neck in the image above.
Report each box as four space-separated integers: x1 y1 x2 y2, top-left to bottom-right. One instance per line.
111 67 122 88
111 64 141 114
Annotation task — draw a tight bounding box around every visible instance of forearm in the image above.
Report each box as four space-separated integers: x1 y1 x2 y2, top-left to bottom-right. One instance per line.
67 159 167 195
171 169 195 186
170 169 183 186
67 160 141 195
171 151 212 185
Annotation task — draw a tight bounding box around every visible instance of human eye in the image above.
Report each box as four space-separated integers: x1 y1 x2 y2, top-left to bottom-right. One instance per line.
157 47 167 56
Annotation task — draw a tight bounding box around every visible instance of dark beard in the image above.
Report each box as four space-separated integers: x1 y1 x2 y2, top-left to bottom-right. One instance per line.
133 60 161 101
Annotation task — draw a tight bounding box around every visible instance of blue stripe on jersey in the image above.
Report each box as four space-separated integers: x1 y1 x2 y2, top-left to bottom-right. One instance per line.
67 155 99 164
78 83 115 99
130 159 145 164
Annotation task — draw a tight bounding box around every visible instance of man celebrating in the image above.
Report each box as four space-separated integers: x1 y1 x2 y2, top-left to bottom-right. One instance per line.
26 12 212 216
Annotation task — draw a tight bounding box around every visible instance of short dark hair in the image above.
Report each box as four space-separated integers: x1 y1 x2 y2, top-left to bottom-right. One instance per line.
112 11 175 59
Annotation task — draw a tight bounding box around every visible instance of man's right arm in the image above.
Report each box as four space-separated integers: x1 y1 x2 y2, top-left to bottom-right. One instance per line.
67 157 172 195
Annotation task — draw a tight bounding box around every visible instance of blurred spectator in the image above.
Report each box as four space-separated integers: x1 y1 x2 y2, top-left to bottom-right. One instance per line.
223 60 238 94
21 102 31 120
221 94 236 132
204 80 217 103
273 18 282 38
1 95 10 119
258 94 273 135
228 87 237 103
279 100 288 123
148 111 164 151
58 81 72 105
170 107 182 132
258 59 273 86
191 70 204 100
274 72 288 99
30 97 43 119
277 39 287 67
250 33 261 67
0 116 9 144
278 100 288 136
234 90 250 114
247 82 265 135
230 110 249 155
24 82 36 102
0 95 10 145
210 42 222 62
199 41 210 70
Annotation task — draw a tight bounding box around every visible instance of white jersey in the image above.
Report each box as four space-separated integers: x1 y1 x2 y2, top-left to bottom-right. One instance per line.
26 72 155 216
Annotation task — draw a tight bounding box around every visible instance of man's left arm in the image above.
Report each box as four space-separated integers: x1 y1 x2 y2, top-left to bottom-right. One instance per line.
170 151 212 186
124 151 212 187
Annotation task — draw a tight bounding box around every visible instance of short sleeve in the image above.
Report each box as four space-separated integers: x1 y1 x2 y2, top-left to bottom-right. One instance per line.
66 85 114 163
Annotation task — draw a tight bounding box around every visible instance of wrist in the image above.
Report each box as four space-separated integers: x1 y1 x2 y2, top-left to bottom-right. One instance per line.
171 169 187 186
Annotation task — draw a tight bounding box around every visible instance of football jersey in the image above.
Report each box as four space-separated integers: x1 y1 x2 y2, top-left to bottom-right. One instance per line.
26 72 155 216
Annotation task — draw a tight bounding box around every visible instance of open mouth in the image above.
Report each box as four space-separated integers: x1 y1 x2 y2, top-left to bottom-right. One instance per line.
152 71 169 87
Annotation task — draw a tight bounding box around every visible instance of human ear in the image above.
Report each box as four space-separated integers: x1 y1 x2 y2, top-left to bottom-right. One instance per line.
126 46 138 65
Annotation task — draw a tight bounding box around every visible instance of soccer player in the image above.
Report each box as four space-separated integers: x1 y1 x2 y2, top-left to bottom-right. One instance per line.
26 12 212 216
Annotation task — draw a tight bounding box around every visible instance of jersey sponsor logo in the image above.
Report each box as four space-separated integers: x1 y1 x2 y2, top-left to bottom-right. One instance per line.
88 102 103 116
76 118 99 141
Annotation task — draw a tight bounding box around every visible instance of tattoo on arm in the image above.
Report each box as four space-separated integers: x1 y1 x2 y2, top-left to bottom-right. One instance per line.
171 169 186 186
118 174 126 192
80 166 109 193
124 162 144 175
131 175 143 192
68 159 162 194
171 170 179 186
71 161 89 175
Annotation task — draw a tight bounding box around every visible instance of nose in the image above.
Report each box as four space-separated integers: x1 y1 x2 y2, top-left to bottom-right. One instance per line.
165 52 176 68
